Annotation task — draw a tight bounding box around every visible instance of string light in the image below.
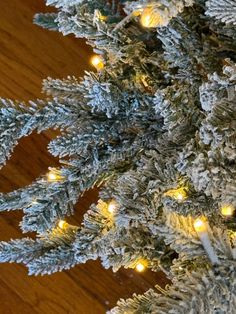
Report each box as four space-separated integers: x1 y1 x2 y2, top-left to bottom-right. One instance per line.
108 200 117 214
46 168 64 183
193 216 219 265
135 260 148 272
135 263 146 272
90 55 104 71
58 220 67 229
221 205 234 217
47 172 57 182
193 217 207 233
164 187 188 202
140 6 164 28
96 199 116 225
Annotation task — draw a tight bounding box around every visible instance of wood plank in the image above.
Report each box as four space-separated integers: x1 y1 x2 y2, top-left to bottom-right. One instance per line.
0 279 35 314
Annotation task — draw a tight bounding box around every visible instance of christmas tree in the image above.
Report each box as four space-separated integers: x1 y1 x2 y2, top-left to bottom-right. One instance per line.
1 0 236 312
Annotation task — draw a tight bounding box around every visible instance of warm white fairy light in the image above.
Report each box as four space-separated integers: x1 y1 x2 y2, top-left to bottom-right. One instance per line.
164 187 188 202
135 260 148 272
135 263 145 272
90 55 104 71
108 201 117 214
193 217 207 233
58 220 67 229
140 6 165 28
221 205 234 217
47 172 57 182
46 169 63 183
193 217 219 265
175 192 185 201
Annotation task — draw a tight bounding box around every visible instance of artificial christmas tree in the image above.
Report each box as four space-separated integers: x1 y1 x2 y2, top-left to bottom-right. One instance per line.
0 0 236 312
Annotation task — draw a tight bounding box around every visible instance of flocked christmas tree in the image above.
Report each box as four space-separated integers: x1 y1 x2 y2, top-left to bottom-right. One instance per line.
1 0 236 312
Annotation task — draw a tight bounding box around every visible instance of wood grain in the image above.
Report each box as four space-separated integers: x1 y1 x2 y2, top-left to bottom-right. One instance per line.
0 1 169 313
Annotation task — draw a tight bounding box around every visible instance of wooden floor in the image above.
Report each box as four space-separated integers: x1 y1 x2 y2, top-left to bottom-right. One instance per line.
0 1 168 313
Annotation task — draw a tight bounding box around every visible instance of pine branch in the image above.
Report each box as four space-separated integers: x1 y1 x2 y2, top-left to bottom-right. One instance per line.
0 98 77 168
206 0 236 25
0 223 78 270
110 266 236 314
34 13 59 31
0 168 80 233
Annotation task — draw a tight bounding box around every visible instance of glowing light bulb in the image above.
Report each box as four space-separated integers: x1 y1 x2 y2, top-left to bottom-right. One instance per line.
46 169 63 183
221 205 234 217
194 217 207 233
108 201 116 214
140 11 152 28
164 187 187 202
90 55 104 71
47 172 57 181
58 220 67 229
135 263 145 272
175 192 185 201
193 217 219 264
135 260 148 272
140 7 164 28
